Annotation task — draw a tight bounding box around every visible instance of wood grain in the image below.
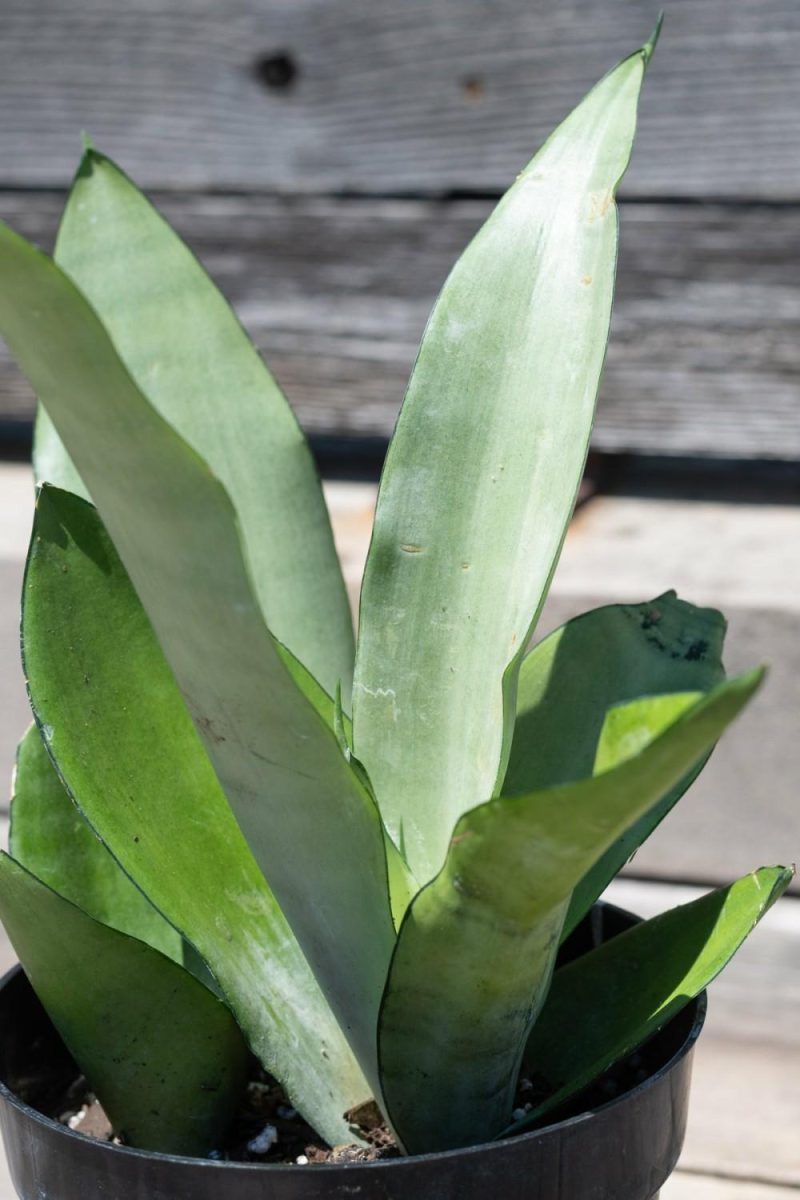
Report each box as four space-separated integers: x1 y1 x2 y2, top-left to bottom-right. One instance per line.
664 1178 797 1200
1 193 798 459
0 1 799 197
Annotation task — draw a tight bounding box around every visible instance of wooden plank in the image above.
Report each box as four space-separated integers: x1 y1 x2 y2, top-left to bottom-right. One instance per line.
0 2 799 198
1 195 798 460
607 880 800 1188
664 1174 798 1198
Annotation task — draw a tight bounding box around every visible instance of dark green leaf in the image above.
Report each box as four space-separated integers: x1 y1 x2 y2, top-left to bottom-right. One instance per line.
378 671 761 1153
22 486 372 1145
503 593 727 935
514 865 793 1133
10 724 182 963
0 224 396 1098
505 592 725 792
0 853 249 1155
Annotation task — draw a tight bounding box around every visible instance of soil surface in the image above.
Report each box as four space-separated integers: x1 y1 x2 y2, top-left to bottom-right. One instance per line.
49 1067 400 1164
12 908 676 1164
43 1030 664 1165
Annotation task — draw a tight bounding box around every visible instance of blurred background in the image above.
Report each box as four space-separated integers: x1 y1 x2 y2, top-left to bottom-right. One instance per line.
0 2 797 1197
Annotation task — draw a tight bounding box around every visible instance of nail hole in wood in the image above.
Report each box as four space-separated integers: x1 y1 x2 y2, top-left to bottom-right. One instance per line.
253 51 298 92
461 75 485 100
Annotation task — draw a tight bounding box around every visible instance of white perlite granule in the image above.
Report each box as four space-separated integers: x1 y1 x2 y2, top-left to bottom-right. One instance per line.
247 1123 279 1155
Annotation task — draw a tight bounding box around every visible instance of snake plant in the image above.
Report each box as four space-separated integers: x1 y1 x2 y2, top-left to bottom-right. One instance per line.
0 27 791 1158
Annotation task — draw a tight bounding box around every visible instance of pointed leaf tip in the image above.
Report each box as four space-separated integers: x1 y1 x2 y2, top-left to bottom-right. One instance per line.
643 12 664 63
511 864 793 1138
353 36 654 892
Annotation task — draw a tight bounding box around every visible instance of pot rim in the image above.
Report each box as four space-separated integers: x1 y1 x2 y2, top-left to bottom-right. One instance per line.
0 913 707 1177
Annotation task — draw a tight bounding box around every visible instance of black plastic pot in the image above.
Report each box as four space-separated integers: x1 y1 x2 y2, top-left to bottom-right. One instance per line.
0 903 705 1199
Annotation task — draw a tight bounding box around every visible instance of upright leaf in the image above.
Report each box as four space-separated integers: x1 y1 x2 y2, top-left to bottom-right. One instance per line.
22 486 371 1145
503 593 727 934
0 853 249 1156
505 592 726 792
10 724 182 963
354 39 656 887
54 150 354 703
562 691 704 936
378 670 761 1154
0 227 396 1094
514 866 793 1133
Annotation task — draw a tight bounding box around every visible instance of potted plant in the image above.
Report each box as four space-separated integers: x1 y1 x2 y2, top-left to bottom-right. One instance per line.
0 23 790 1200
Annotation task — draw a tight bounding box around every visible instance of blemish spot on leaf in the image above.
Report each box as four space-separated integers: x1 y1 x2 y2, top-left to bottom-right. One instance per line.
684 638 709 662
581 275 593 286
645 633 667 652
399 544 424 555
587 189 614 222
640 608 662 630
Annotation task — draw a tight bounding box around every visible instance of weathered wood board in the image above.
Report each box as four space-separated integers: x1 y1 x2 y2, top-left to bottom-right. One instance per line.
0 1 799 197
665 1180 799 1200
1 195 798 459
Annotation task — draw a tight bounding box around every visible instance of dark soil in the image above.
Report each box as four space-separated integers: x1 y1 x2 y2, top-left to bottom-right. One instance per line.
511 1041 659 1130
13 907 676 1164
44 1029 665 1165
48 1066 400 1165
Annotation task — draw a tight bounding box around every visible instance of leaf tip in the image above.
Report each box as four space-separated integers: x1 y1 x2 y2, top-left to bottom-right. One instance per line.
75 136 116 184
760 865 795 913
643 12 664 64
